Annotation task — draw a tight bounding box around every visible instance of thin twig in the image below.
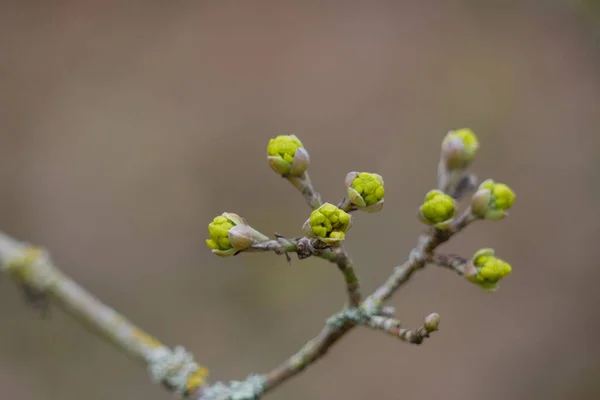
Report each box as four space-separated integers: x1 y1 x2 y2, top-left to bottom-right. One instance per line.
365 314 440 344
437 157 478 200
449 173 478 199
261 209 477 393
331 245 361 307
285 172 322 210
429 253 468 276
337 196 358 213
251 237 361 307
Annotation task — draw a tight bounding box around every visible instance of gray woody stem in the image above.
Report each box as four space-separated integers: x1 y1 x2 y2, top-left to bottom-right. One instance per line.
252 238 361 307
429 253 469 276
261 209 477 395
285 171 322 209
366 314 440 344
1 208 477 399
337 196 358 213
331 245 361 307
0 231 209 398
437 158 478 200
287 172 361 306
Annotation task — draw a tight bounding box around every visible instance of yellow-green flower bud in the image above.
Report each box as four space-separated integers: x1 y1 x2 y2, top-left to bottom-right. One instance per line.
205 212 268 257
424 313 441 333
344 171 385 213
302 203 352 245
418 190 456 229
471 179 516 221
441 128 479 170
267 134 310 177
465 248 512 291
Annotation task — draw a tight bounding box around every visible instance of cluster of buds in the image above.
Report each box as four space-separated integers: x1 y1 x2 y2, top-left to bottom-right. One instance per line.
423 128 516 290
465 249 512 291
206 134 386 256
440 128 479 171
344 172 385 213
418 190 456 229
205 213 269 257
302 203 352 245
267 134 310 177
471 179 516 221
206 128 517 295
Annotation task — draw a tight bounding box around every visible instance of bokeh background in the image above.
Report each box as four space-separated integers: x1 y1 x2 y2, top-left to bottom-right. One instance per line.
1 1 599 399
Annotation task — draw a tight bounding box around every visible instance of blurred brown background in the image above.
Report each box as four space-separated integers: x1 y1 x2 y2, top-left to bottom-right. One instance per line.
1 1 599 399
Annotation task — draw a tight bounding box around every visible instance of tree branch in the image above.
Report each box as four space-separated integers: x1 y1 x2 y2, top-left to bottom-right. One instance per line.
0 231 209 398
1 211 478 400
4 129 514 399
251 236 361 307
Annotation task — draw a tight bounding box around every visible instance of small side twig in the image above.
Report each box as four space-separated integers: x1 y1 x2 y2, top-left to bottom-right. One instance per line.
429 253 468 276
448 173 478 199
285 172 322 210
252 235 361 307
365 314 440 344
337 196 358 213
331 245 361 307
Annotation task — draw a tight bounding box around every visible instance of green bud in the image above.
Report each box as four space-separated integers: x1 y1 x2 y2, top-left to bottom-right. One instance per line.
345 171 385 213
206 212 268 257
267 134 310 177
302 203 352 245
441 128 479 170
471 179 516 220
418 190 456 229
424 313 441 332
464 248 512 291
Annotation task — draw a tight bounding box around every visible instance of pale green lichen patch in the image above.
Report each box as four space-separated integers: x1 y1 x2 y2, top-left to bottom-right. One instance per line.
5 246 43 282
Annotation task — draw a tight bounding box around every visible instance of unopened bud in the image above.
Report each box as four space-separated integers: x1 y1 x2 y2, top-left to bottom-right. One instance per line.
345 171 385 213
267 135 310 177
441 128 479 170
228 225 270 251
302 203 352 245
206 213 268 257
424 313 441 332
418 190 456 229
465 248 512 291
470 179 516 221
